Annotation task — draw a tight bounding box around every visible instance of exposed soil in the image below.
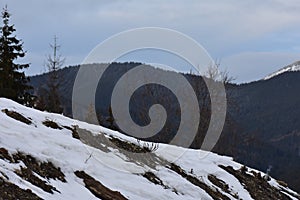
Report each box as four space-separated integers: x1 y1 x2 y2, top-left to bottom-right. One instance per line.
208 174 239 199
42 120 62 130
168 163 231 200
15 167 59 194
142 171 180 195
75 170 128 200
0 147 13 162
143 171 165 186
63 125 80 139
2 109 32 125
0 148 66 199
219 165 293 200
12 152 66 182
0 177 42 200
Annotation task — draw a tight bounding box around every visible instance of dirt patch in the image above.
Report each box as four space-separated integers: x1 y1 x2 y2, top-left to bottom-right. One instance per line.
277 180 288 187
168 163 231 200
219 165 292 200
15 167 59 194
0 177 42 200
143 171 165 186
142 171 179 195
63 125 80 139
0 148 13 162
208 174 239 199
0 148 65 198
2 109 32 125
12 152 66 182
42 120 62 130
75 170 128 200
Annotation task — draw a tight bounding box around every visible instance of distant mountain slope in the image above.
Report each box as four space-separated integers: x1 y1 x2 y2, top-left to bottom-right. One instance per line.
0 98 299 199
30 62 300 193
218 70 300 194
264 61 300 80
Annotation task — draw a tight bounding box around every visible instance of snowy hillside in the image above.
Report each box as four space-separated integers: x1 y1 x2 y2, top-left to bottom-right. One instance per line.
264 61 300 80
0 98 299 200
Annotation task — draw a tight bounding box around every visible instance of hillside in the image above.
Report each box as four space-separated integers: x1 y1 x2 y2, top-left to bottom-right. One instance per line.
30 62 300 192
221 69 300 193
0 98 299 199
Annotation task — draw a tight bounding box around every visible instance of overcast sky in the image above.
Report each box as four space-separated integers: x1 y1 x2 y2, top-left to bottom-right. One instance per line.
1 0 300 83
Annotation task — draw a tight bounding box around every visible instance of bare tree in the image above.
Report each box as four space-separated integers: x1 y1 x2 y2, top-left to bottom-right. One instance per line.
205 60 236 84
44 36 65 113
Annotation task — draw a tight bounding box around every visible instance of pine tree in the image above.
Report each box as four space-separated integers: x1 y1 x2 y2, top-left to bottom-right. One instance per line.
0 6 34 106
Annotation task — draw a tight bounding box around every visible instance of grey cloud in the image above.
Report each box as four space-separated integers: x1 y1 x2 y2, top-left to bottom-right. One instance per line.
0 0 299 82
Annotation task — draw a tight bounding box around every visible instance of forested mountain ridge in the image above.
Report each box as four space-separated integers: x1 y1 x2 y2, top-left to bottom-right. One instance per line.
30 62 300 192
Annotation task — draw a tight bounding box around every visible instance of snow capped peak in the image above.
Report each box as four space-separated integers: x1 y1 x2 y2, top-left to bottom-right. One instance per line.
264 61 300 80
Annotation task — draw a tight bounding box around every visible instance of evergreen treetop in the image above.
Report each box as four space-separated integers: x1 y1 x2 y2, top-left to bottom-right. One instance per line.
0 5 34 106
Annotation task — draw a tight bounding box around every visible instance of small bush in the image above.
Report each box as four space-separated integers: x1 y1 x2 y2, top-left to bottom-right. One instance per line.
109 137 149 153
240 165 248 174
137 139 159 152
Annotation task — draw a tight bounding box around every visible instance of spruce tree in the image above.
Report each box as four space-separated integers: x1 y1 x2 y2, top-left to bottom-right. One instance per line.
0 6 34 106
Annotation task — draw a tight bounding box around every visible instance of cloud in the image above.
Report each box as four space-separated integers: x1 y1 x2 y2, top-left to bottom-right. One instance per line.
0 0 299 82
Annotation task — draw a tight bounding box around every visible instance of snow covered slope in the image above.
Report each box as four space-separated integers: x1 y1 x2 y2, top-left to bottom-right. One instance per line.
264 61 300 80
0 98 299 200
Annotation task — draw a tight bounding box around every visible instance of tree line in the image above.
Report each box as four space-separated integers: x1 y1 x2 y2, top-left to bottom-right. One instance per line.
0 6 63 113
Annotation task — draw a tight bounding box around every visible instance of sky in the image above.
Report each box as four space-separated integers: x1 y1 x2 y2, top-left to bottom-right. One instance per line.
1 0 300 83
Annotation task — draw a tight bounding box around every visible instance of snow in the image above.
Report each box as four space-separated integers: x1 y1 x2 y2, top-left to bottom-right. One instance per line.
0 98 298 199
264 62 300 80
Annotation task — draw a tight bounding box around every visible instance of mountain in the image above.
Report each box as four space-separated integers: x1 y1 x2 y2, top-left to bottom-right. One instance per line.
30 62 300 193
216 70 300 194
0 98 299 199
264 61 300 80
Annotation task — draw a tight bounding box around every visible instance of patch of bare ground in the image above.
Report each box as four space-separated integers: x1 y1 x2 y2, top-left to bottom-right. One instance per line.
0 147 13 162
167 163 231 200
15 167 59 194
0 177 42 200
0 147 66 196
63 125 80 139
2 109 32 125
219 165 293 200
42 120 62 130
12 152 66 182
75 170 128 200
208 174 239 199
142 171 180 195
